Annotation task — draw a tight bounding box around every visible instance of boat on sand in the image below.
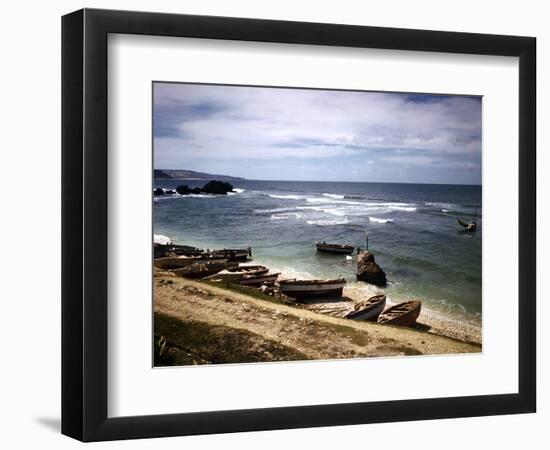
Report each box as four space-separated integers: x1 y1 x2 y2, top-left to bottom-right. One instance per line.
174 261 237 279
154 255 226 270
278 278 346 299
345 294 386 321
203 265 269 282
239 272 280 287
209 248 252 262
377 300 422 327
315 242 355 255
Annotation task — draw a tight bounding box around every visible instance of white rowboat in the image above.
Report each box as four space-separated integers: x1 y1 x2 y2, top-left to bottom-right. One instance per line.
278 278 346 298
345 294 386 321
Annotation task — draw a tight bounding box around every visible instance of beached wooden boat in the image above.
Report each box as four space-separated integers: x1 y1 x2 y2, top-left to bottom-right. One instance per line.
154 255 227 270
208 247 252 262
203 265 269 282
377 300 422 327
170 247 205 256
278 278 346 299
239 272 280 287
173 261 237 279
345 294 386 321
315 242 355 255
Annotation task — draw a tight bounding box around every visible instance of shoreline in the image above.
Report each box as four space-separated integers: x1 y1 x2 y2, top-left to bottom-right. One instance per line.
250 258 482 346
153 240 482 345
153 271 481 366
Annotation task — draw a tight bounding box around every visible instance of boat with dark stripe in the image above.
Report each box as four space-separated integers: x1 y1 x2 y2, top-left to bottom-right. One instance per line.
278 277 346 299
315 242 354 255
345 294 386 321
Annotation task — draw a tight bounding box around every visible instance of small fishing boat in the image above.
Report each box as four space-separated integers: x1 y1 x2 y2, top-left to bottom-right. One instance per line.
173 261 237 279
239 272 280 287
457 208 478 232
209 247 252 262
278 278 347 299
154 255 228 270
345 294 386 321
315 242 355 255
203 265 269 282
170 245 205 256
377 300 422 327
457 217 477 232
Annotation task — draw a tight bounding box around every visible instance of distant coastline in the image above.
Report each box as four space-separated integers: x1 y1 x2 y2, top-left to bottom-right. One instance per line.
154 169 245 181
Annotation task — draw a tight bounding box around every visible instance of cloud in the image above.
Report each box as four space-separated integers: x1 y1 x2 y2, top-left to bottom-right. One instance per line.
153 83 481 184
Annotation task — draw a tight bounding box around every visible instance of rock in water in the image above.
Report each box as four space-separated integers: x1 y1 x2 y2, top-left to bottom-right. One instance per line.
356 250 387 287
175 185 190 195
175 180 235 195
202 180 234 195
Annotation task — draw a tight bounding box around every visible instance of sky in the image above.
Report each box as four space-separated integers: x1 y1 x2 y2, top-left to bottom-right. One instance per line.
153 83 482 185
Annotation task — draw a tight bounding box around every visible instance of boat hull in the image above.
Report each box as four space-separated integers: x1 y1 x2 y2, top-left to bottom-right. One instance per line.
316 246 354 255
279 281 346 299
377 300 422 327
174 262 236 279
239 273 279 286
154 256 227 270
346 297 386 321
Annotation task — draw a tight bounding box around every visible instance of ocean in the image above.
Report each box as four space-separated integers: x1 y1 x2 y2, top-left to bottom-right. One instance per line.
154 179 482 326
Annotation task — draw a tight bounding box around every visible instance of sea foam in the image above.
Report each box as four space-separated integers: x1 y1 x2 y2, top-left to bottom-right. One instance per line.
369 217 394 224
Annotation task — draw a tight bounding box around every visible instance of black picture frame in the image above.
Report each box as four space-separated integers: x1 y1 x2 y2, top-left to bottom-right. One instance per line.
61 8 536 442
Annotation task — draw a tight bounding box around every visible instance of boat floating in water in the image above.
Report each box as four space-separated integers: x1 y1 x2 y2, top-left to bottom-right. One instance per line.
345 294 386 321
377 300 422 327
315 242 355 255
457 217 477 232
278 277 346 299
457 208 478 232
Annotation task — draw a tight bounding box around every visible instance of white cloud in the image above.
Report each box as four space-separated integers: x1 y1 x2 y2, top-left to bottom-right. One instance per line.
153 83 481 183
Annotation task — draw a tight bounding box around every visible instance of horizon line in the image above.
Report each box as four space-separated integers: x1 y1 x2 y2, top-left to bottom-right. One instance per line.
157 173 481 187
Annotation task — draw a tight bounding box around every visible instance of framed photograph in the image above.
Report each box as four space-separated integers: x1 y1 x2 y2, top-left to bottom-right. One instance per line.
61 8 536 441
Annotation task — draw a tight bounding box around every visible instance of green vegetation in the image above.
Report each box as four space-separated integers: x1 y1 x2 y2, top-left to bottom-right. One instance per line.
198 280 289 305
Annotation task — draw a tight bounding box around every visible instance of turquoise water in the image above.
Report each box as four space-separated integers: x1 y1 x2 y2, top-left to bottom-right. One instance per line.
154 180 482 325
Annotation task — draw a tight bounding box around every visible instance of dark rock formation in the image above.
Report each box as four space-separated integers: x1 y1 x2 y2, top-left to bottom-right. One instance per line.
176 185 190 195
154 188 165 196
356 250 387 287
175 180 234 196
202 180 234 195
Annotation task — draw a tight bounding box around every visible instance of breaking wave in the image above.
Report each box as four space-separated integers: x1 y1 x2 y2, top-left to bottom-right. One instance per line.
271 213 302 220
268 194 304 200
389 205 417 212
368 217 394 224
306 218 349 226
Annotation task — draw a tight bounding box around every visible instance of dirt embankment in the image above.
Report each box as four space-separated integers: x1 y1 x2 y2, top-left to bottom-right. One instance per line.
153 274 481 366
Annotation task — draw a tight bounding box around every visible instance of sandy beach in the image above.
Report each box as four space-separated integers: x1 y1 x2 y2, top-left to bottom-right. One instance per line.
153 270 481 366
303 284 482 345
